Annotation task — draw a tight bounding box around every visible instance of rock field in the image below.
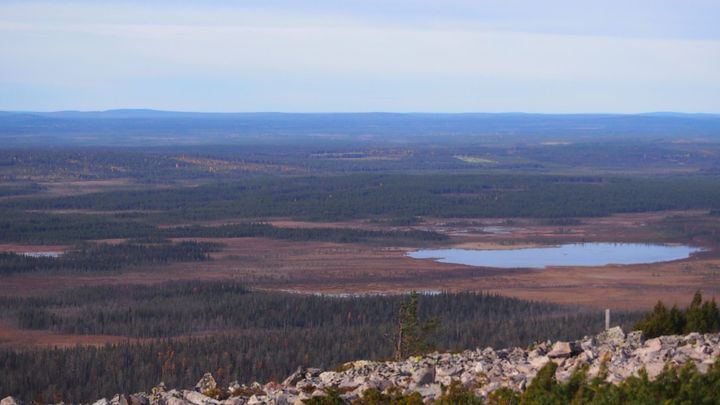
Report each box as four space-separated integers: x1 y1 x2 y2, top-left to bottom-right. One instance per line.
3 327 719 405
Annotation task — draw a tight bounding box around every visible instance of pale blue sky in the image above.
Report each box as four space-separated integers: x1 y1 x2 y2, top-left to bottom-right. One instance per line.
1 0 719 112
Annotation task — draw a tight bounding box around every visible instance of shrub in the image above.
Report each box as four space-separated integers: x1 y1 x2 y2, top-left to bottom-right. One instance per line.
634 291 720 338
436 380 483 405
515 356 720 404
304 388 345 405
486 387 520 405
353 388 423 405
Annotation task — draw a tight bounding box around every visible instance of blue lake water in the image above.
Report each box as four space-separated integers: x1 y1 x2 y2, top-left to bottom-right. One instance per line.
406 243 702 269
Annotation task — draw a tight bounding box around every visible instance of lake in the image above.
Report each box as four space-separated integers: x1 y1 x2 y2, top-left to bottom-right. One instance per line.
407 243 702 269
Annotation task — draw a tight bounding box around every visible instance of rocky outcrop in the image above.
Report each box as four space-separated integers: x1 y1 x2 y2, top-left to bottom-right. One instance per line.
6 327 719 405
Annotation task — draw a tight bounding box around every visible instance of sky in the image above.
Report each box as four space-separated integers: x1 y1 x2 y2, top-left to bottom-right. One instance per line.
1 0 719 113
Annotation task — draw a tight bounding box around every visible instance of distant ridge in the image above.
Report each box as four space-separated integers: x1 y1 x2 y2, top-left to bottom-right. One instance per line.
639 112 720 118
3 110 719 118
1 110 719 147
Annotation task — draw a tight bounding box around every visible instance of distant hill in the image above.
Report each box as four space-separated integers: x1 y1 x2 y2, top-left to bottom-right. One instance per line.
1 111 719 147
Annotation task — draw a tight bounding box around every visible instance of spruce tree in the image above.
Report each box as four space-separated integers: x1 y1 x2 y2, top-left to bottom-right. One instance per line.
684 291 706 333
394 292 439 360
701 299 720 332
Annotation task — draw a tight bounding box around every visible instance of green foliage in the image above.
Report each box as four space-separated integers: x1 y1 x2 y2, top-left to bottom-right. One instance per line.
353 388 423 405
685 291 707 333
515 357 720 404
167 223 447 244
303 389 345 405
486 387 520 405
702 300 720 332
436 380 484 405
0 285 641 404
634 291 720 337
4 284 637 341
658 214 720 244
519 362 560 404
0 241 220 275
634 302 674 338
6 174 720 223
394 292 440 359
0 210 445 245
0 211 159 244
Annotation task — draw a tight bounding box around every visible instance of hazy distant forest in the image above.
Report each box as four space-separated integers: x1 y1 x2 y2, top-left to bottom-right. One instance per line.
2 112 720 402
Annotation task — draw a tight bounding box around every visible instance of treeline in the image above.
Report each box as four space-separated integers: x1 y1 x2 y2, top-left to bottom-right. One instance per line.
635 292 720 338
0 212 158 244
5 174 720 222
0 182 43 197
168 223 446 244
0 211 445 245
0 241 220 275
3 141 719 181
0 149 219 181
659 213 720 243
0 284 641 403
5 283 639 339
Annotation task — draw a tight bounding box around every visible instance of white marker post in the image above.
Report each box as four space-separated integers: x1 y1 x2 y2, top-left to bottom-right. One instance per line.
605 308 610 330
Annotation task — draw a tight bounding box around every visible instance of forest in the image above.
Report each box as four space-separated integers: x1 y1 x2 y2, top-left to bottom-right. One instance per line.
0 241 220 274
0 213 446 245
1 140 719 404
4 174 720 224
634 292 720 338
0 284 641 403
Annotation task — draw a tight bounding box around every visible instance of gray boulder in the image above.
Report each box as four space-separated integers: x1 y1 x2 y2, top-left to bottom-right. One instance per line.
597 326 626 346
282 367 304 386
626 330 645 347
547 341 580 358
130 394 150 405
184 391 221 405
411 366 436 385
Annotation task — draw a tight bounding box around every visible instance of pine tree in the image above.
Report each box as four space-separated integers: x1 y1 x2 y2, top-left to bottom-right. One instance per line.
701 299 720 332
394 292 439 360
635 301 674 338
520 361 561 404
669 305 685 334
684 291 706 333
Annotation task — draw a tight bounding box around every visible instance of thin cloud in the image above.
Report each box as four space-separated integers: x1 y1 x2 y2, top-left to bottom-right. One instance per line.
1 1 718 112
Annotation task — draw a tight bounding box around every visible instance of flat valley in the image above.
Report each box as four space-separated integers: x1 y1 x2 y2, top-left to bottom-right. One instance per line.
2 112 720 402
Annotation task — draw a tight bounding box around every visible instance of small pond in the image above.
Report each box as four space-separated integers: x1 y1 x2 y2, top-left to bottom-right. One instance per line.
407 243 703 269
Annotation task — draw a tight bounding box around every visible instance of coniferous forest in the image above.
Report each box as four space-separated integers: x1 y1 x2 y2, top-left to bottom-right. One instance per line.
0 284 641 403
0 133 720 403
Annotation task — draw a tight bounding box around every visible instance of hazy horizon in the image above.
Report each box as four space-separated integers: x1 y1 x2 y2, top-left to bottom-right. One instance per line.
3 109 720 116
2 0 719 113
